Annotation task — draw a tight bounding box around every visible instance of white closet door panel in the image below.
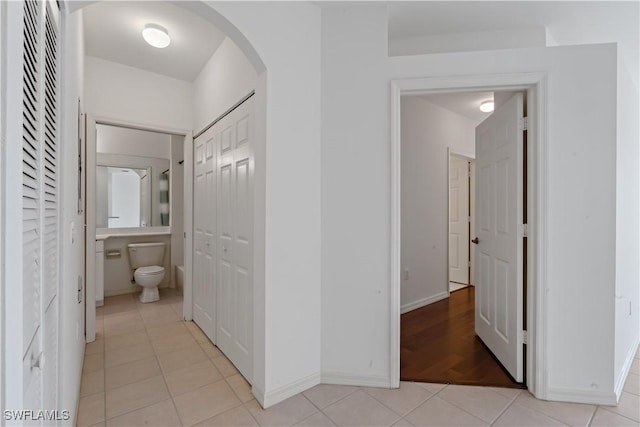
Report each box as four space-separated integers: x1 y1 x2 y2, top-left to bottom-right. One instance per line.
193 128 216 341
215 98 254 382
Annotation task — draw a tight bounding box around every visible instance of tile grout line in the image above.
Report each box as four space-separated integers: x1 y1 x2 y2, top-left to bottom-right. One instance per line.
595 405 640 425
361 385 431 419
138 301 186 427
488 390 522 426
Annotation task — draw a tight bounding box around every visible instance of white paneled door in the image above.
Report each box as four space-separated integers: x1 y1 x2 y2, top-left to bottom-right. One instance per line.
193 127 217 341
192 96 254 383
216 99 254 382
449 155 470 285
474 93 524 382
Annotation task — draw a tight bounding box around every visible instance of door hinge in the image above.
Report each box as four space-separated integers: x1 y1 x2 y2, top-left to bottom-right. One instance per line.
519 117 528 131
468 216 472 223
468 260 471 268
521 223 528 238
519 330 528 345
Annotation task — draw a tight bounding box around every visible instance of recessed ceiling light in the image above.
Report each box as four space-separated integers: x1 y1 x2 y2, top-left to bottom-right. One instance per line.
142 24 170 49
479 100 494 113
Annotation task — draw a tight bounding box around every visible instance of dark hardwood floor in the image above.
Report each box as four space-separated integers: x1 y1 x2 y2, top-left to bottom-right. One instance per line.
401 286 524 388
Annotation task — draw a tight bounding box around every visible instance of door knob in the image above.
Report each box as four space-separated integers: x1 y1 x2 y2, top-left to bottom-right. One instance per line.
472 237 479 244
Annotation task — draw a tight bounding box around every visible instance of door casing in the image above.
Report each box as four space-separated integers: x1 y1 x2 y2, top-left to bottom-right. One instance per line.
390 73 548 399
84 115 191 342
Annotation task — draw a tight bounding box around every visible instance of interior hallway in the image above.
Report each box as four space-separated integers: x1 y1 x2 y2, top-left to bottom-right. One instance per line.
77 290 640 426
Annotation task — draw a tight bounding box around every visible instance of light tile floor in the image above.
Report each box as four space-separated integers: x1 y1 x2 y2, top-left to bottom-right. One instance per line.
77 289 640 426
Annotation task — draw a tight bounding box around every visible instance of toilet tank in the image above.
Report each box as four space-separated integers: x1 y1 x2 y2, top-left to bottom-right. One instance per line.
127 242 166 269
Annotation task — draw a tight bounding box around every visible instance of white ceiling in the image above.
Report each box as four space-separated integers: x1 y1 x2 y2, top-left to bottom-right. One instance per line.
388 1 639 82
82 1 638 85
419 91 495 124
83 1 226 82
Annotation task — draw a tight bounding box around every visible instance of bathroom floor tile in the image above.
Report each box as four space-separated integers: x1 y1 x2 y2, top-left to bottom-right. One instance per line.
85 339 104 356
146 321 189 340
404 396 486 427
303 384 360 410
156 342 208 374
226 374 254 403
437 384 512 424
164 359 223 397
173 380 242 426
105 375 170 419
200 340 223 359
295 411 337 427
151 330 198 355
212 354 240 377
106 398 181 426
365 381 434 417
194 405 259 427
104 330 149 352
513 390 595 426
77 392 105 427
590 407 640 426
105 356 161 390
83 353 105 374
323 390 400 427
105 341 154 368
245 394 318 427
80 369 105 397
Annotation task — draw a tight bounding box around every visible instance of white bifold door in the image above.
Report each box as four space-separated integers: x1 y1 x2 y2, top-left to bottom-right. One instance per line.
192 97 254 383
474 93 525 382
193 126 217 341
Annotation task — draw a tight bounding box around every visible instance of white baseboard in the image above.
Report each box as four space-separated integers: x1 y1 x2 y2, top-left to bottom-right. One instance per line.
254 372 321 408
322 371 391 388
546 387 618 406
615 335 640 400
401 292 449 314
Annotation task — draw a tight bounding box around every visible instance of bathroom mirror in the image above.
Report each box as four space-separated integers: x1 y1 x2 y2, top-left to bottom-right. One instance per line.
97 166 151 228
96 124 171 229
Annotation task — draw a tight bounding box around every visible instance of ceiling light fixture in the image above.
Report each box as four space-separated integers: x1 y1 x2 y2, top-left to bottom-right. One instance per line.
142 24 171 48
479 100 494 113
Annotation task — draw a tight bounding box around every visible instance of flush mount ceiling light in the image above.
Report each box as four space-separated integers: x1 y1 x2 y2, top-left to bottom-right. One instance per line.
479 100 495 113
142 24 170 48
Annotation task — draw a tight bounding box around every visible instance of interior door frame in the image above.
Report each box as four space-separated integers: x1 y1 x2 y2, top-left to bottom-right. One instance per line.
84 114 191 342
447 149 474 294
390 73 548 399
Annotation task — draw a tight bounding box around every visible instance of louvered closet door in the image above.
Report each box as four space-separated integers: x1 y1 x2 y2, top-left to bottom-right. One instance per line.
21 0 60 415
216 98 254 382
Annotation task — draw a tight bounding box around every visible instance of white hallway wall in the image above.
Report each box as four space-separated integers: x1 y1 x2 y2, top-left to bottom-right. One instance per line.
203 2 323 405
60 9 86 421
614 52 640 394
84 55 194 131
321 3 637 404
400 96 476 313
193 36 257 133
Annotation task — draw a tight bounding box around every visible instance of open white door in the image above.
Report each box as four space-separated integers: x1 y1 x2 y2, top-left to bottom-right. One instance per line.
474 93 524 382
449 155 470 285
193 127 217 341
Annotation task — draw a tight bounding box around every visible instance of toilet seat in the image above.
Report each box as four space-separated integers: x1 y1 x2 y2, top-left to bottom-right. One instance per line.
135 266 164 276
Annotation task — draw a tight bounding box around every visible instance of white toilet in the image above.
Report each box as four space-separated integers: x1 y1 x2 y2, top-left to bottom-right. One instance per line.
127 242 166 303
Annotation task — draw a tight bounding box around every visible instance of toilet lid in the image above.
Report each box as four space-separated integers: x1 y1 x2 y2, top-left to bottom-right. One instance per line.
136 266 164 275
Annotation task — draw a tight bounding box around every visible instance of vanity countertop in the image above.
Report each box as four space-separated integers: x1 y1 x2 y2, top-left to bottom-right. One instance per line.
96 227 171 240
